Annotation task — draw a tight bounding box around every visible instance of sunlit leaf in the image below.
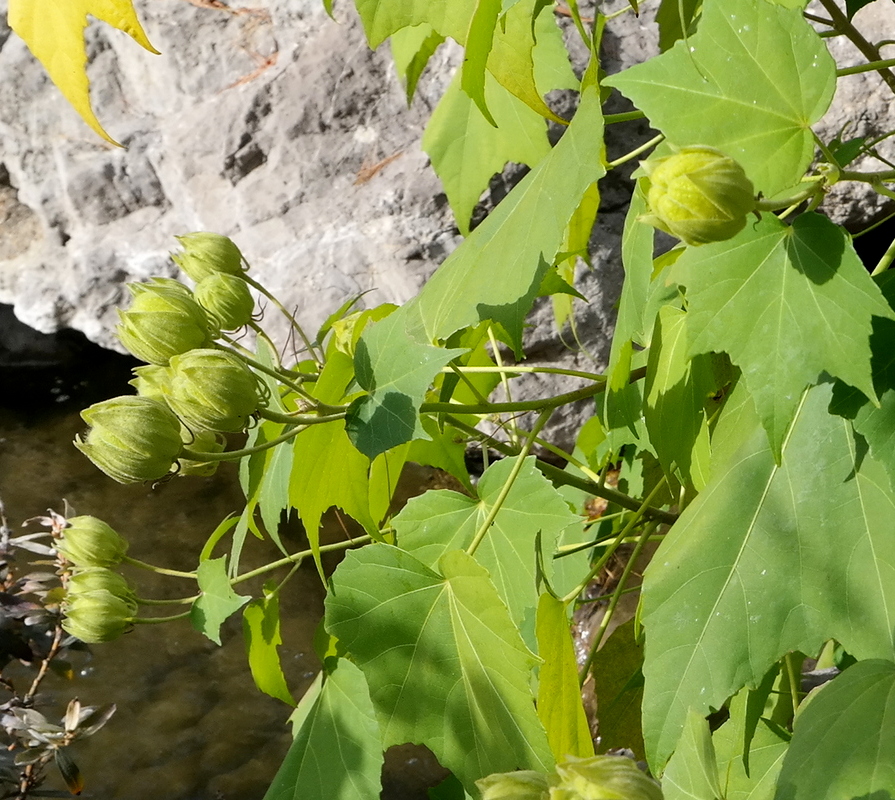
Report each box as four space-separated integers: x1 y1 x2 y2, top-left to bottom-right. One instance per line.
641 383 895 770
662 709 721 800
191 557 251 645
264 659 382 800
326 546 553 793
243 587 295 706
605 0 835 196
671 213 892 458
775 659 895 800
9 0 159 144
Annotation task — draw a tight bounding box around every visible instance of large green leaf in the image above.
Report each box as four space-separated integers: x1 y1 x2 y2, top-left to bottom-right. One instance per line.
604 0 835 197
402 82 605 351
671 213 893 457
325 545 554 793
394 456 582 647
662 709 722 800
774 659 895 800
263 659 382 800
641 383 895 770
353 0 476 47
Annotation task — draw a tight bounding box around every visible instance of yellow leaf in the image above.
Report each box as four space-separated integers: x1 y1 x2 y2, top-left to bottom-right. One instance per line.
8 0 159 145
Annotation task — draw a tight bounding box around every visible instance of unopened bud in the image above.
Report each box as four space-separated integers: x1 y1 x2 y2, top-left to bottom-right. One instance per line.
173 233 245 282
62 584 137 643
58 516 128 568
550 756 662 800
477 771 551 800
75 396 183 484
194 273 254 332
117 278 211 365
177 428 225 477
165 349 259 433
67 568 135 604
640 145 755 246
129 365 172 403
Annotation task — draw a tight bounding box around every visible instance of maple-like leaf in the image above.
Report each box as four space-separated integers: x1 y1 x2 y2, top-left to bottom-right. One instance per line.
9 0 159 144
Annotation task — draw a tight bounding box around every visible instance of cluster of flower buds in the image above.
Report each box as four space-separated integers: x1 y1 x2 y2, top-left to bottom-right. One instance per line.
58 517 137 643
76 234 262 484
476 755 661 800
639 145 755 246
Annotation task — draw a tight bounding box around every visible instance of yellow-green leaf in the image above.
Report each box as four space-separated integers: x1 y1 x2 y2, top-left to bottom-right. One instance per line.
9 0 159 144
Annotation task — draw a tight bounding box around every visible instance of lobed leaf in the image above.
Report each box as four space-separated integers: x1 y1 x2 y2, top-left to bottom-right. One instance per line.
190 557 251 645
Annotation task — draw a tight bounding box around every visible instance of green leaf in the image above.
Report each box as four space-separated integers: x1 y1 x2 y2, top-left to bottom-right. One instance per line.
346 313 465 459
604 0 835 197
190 557 251 645
671 213 893 458
423 70 552 235
656 0 702 51
402 82 606 352
590 619 646 760
713 688 788 800
390 24 445 104
461 0 502 126
407 417 472 491
243 587 295 706
775 659 895 799
352 0 477 48
640 383 895 770
325 546 554 793
644 305 716 490
263 659 383 800
535 593 594 760
395 456 582 647
662 709 722 800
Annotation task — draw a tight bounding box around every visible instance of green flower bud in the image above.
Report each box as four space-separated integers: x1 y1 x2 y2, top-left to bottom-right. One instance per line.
549 756 662 800
194 273 254 331
62 589 136 643
58 516 128 568
177 428 225 477
75 396 184 484
165 349 259 432
640 145 755 246
477 771 551 800
129 365 172 403
67 568 136 605
117 278 211 365
173 232 245 282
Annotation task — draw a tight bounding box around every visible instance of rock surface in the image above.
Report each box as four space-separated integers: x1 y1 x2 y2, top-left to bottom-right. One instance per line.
0 0 893 429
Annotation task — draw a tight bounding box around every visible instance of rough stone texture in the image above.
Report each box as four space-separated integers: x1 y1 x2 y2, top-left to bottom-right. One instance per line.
1 0 894 446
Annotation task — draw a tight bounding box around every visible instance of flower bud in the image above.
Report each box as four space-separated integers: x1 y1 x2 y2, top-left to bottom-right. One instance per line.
58 516 128 568
117 278 211 365
640 145 755 246
75 396 183 484
549 756 662 800
62 589 136 643
194 273 254 331
165 349 259 433
177 428 225 477
173 233 245 282
129 365 172 403
67 568 136 604
477 771 551 800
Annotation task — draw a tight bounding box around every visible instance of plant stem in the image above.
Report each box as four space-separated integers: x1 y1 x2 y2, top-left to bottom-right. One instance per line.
242 273 323 363
580 519 659 680
817 0 895 94
257 407 346 425
784 652 802 718
443 365 607 381
213 341 310 398
132 611 192 624
122 556 196 579
607 133 665 169
872 234 895 275
135 595 198 606
466 410 552 558
180 421 309 463
837 57 895 78
604 111 647 124
231 535 372 585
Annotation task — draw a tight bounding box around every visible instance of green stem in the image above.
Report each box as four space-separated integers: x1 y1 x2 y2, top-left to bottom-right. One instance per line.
579 520 659 683
607 133 665 169
784 652 802 718
122 556 196 579
604 110 647 124
231 536 372 585
872 234 895 275
132 611 191 624
818 0 895 94
181 423 305 462
488 326 519 445
839 168 895 182
837 57 895 77
443 365 607 381
135 595 198 606
466 410 552 558
257 407 346 426
212 342 310 398
754 183 823 212
242 273 322 362
444 415 677 525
